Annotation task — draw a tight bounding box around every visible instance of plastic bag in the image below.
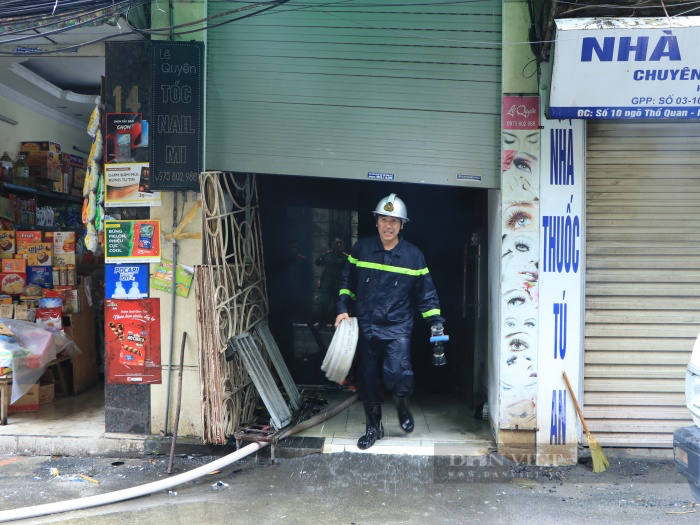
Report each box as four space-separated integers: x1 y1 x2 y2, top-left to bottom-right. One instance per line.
87 100 101 138
0 318 79 403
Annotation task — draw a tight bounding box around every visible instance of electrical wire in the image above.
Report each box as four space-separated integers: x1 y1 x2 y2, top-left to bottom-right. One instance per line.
129 0 506 42
0 0 148 41
126 0 288 34
5 0 691 56
556 0 700 8
0 1 151 54
0 0 132 18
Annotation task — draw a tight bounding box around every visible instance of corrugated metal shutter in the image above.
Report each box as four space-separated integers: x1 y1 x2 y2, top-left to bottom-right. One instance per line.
585 120 698 448
206 1 501 188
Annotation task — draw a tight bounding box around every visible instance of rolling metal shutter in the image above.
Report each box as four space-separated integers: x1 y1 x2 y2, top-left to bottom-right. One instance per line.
206 1 502 188
586 120 698 448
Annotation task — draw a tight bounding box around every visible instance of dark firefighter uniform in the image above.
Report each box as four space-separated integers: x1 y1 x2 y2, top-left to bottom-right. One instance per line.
336 234 444 404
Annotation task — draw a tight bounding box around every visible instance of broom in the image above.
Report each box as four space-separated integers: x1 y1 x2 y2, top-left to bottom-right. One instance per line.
562 371 610 473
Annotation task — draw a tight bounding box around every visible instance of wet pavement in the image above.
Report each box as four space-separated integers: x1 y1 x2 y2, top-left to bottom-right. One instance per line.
0 451 696 524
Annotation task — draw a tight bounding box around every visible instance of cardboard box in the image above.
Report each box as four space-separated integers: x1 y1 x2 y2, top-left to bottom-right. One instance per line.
17 242 52 266
13 304 31 321
2 258 25 274
0 295 12 304
8 383 39 414
29 164 62 183
27 266 52 289
53 232 76 255
0 304 13 318
0 272 26 294
38 370 55 405
62 153 85 191
52 176 63 193
55 286 79 314
35 306 62 330
22 143 62 183
21 141 61 155
61 153 85 171
15 231 42 247
0 231 15 254
53 254 76 268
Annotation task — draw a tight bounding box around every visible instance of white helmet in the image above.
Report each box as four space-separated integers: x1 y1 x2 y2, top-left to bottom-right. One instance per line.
372 193 409 222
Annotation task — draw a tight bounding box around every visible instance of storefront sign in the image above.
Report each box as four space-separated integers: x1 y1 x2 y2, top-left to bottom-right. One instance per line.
105 264 149 299
536 114 585 457
550 17 700 119
105 298 161 384
499 95 541 430
104 220 161 263
104 162 162 207
151 41 204 191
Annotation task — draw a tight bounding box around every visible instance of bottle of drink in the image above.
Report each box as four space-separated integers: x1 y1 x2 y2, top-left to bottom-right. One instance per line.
13 154 30 187
0 152 13 183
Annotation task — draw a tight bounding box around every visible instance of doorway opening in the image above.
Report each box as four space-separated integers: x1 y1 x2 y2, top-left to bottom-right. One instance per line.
258 174 493 452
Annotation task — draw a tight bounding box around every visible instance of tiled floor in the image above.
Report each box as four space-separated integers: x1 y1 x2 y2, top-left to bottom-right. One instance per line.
0 387 496 457
296 391 496 456
0 385 105 437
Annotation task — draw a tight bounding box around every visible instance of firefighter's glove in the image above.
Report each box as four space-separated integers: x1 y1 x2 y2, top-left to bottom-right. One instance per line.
430 323 448 367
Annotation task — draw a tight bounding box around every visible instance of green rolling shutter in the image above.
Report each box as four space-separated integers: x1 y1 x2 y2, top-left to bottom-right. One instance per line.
206 1 502 188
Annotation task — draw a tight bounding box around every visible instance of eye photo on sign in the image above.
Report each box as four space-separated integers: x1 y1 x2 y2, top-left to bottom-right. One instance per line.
502 233 538 307
502 130 540 201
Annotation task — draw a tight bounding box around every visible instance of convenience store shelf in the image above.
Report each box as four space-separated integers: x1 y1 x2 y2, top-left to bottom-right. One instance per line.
1 182 82 204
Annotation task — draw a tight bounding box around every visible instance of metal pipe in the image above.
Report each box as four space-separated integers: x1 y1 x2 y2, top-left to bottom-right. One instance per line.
0 394 358 523
167 331 188 474
164 192 178 433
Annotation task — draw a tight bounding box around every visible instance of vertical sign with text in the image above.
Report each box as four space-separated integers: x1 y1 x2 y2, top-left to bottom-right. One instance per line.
499 95 541 430
151 41 203 191
536 114 585 464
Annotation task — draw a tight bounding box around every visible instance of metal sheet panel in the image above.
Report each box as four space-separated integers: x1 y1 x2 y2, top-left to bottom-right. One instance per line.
206 1 502 188
585 120 699 448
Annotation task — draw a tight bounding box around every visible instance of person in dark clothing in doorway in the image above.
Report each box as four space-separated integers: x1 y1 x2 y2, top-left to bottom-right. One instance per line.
315 236 348 326
335 193 446 450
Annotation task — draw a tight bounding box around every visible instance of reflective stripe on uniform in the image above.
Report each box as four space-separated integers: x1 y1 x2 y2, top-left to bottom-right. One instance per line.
347 255 429 277
339 288 356 300
421 309 441 318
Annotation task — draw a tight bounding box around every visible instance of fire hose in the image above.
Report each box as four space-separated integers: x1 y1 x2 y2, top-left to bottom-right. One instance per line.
321 317 358 383
0 393 358 523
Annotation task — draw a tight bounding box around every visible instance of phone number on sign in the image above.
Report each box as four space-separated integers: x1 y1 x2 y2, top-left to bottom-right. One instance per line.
152 171 199 183
632 96 700 105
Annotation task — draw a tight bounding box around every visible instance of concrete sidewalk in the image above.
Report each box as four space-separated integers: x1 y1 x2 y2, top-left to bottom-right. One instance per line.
0 451 695 524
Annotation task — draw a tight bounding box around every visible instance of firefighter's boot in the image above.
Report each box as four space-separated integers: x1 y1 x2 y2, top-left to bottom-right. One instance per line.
395 396 414 433
357 404 384 450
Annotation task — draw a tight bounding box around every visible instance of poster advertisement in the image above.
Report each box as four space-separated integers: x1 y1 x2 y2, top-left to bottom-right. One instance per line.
105 113 148 164
151 259 194 298
105 298 161 384
105 264 149 299
105 220 161 263
105 162 162 207
499 95 541 429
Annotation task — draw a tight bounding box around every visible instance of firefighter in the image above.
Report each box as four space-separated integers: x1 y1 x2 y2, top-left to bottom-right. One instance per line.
315 236 349 325
335 193 445 450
